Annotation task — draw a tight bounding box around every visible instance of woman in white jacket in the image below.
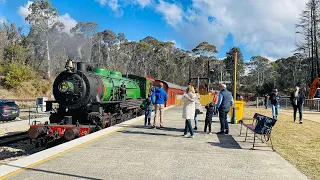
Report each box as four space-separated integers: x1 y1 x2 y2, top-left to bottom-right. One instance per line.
181 85 196 138
194 89 203 130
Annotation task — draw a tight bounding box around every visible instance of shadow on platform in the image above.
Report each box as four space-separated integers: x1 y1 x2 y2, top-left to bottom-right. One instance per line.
0 163 102 180
118 124 185 133
117 130 183 137
207 134 242 149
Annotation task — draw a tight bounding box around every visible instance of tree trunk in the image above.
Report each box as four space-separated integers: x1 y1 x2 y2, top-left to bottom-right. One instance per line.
46 37 51 79
313 0 319 77
88 38 93 63
98 41 101 63
311 5 315 81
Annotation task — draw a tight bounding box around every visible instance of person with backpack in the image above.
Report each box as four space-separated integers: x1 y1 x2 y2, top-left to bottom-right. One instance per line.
144 93 153 126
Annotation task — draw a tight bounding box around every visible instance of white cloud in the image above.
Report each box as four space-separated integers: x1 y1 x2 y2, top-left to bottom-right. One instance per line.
17 1 32 23
155 0 308 59
17 1 77 35
135 0 152 8
95 0 124 17
58 13 77 34
0 16 6 24
95 0 107 6
155 0 183 28
168 39 182 49
108 0 120 11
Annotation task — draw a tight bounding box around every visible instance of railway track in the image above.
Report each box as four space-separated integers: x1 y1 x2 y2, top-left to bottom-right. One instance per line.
0 132 29 146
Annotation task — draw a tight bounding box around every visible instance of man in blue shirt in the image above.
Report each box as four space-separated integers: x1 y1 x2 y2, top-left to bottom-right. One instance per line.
216 84 234 135
151 82 168 129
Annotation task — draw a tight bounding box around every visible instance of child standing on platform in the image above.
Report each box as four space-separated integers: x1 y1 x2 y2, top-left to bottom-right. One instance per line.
204 102 215 134
144 94 153 126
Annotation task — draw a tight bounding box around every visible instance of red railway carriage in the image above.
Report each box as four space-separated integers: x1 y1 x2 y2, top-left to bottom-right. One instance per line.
153 80 186 107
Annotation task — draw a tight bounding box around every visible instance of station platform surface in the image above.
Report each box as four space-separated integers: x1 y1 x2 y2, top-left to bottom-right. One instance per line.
1 106 308 180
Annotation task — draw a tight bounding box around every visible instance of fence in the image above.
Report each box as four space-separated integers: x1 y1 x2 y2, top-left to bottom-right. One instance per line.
252 97 320 111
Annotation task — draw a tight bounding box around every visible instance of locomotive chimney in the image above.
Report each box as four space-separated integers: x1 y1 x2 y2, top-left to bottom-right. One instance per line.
77 62 86 72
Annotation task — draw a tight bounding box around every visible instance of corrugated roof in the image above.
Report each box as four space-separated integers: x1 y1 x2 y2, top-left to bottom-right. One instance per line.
155 80 185 91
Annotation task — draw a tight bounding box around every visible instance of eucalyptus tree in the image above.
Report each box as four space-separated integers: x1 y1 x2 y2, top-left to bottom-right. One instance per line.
25 0 60 79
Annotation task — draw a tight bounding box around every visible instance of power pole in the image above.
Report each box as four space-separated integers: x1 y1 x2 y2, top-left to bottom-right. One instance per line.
232 52 237 124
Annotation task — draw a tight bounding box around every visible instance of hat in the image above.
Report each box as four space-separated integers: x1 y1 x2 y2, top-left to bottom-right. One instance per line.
273 88 278 92
220 84 226 89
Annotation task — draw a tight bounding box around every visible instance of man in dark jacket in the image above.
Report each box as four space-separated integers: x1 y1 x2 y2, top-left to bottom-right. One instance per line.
215 84 234 135
269 88 281 119
151 82 168 128
290 85 305 124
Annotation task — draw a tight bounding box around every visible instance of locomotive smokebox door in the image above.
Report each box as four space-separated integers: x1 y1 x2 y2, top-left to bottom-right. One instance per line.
64 116 72 125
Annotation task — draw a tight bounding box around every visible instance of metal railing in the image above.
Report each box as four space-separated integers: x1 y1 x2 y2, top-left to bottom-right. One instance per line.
251 97 320 111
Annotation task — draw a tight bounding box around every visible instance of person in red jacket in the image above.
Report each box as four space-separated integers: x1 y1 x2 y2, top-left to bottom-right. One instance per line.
212 92 218 115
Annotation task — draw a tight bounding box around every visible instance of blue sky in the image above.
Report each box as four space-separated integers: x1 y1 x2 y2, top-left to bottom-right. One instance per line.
0 0 308 61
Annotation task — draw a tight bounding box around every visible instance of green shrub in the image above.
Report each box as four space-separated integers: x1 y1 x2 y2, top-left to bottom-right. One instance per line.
4 63 35 88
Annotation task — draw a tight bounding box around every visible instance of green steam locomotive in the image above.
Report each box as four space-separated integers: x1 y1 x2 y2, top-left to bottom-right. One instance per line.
27 60 154 146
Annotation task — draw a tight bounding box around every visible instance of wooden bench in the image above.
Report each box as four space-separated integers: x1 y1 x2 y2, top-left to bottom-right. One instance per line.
239 113 277 151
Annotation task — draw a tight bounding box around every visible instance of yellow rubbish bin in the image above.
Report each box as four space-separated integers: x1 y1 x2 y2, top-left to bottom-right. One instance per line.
229 101 246 124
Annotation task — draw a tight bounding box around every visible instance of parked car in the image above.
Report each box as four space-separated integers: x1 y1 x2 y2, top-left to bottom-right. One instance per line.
0 99 20 121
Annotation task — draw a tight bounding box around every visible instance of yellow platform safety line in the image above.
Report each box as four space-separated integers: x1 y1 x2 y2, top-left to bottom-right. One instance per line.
0 106 175 179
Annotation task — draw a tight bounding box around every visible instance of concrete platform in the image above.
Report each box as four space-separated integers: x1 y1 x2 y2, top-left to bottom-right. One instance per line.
0 106 308 180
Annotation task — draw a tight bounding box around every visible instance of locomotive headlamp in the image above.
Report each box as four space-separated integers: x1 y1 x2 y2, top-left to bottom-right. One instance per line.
58 81 75 93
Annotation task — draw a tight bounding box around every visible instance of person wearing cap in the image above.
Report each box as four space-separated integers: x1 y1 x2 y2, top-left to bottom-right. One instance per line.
215 84 234 135
269 88 282 119
290 85 305 124
151 82 168 128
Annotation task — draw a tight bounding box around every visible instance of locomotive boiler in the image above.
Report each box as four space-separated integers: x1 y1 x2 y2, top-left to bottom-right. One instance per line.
28 60 148 147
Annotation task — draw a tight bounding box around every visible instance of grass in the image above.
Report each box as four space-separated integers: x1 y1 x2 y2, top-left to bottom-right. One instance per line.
0 79 52 99
242 107 320 180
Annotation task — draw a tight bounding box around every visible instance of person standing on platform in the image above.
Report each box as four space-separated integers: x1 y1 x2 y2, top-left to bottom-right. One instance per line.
269 88 281 120
264 94 270 109
212 91 219 115
144 93 153 126
194 89 202 130
181 85 196 138
204 102 215 134
215 84 234 135
151 82 168 129
290 85 305 124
